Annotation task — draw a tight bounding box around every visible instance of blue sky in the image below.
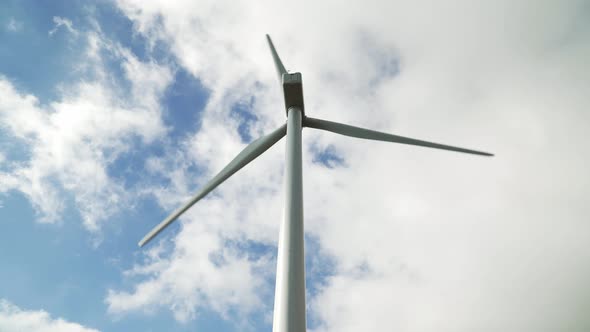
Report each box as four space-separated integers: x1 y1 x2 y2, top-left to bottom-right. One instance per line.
0 1 228 331
1 0 590 331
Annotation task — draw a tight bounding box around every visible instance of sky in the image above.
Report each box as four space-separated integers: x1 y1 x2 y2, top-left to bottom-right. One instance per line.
1 0 589 331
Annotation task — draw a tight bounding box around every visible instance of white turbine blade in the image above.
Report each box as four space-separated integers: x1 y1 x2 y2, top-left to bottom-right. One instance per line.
139 123 287 247
304 117 493 156
266 34 288 82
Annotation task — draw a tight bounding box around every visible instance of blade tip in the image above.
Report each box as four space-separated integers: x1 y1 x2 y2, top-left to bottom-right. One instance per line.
138 235 151 248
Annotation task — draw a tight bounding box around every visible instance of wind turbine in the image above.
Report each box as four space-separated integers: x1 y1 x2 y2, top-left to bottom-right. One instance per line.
138 35 493 332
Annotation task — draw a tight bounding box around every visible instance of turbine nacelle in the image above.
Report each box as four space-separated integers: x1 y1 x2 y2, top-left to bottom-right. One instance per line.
282 72 305 116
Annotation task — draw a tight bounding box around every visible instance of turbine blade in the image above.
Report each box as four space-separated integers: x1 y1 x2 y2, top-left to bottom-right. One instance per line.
266 34 288 82
139 123 288 247
304 117 493 157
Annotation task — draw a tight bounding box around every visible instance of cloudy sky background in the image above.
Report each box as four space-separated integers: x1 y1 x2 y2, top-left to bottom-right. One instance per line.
1 0 589 331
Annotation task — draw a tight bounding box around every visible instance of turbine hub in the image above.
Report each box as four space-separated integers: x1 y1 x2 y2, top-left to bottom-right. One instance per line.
282 72 305 116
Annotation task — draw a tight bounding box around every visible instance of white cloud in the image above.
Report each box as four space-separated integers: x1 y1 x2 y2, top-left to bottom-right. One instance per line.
6 18 23 32
0 25 172 231
0 299 99 332
106 227 273 322
48 16 78 36
98 0 590 329
106 120 286 321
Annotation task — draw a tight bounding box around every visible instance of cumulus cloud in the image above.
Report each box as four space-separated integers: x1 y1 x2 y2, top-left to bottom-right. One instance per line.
0 299 99 332
106 115 286 322
55 0 590 330
0 25 172 231
106 227 273 322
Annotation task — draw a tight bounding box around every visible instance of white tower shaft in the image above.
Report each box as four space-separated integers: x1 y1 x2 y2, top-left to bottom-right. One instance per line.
273 106 307 332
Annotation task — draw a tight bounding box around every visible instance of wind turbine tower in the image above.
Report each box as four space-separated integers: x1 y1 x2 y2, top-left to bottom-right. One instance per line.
137 35 493 332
